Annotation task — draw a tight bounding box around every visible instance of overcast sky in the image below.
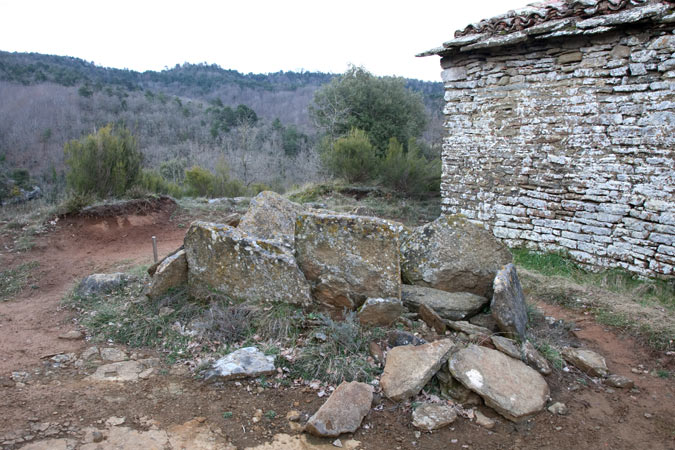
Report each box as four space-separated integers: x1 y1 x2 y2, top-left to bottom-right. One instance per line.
0 0 529 82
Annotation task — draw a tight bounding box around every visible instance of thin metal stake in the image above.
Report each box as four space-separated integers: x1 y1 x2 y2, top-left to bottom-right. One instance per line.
152 236 158 263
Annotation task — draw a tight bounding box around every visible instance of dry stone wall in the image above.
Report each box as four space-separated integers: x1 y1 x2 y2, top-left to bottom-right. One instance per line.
440 25 675 277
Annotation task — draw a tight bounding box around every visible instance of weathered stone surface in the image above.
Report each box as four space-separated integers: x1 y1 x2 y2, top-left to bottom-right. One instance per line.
605 374 634 389
87 358 160 382
491 264 528 340
412 403 457 431
387 330 426 347
58 330 84 340
357 297 404 327
381 339 455 401
446 320 492 339
204 347 275 381
547 402 568 415
491 336 521 359
304 381 373 437
100 347 128 362
295 212 402 309
184 221 311 306
562 347 608 377
77 273 130 296
401 285 489 321
449 345 549 421
146 249 188 300
468 312 499 332
436 365 482 405
522 341 552 375
238 191 305 247
400 215 512 298
475 410 496 429
418 303 447 334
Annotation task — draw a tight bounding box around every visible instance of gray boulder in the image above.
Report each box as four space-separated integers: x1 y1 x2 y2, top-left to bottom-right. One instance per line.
412 403 457 431
449 345 549 422
380 339 455 401
357 297 404 327
491 264 528 340
401 285 488 321
77 273 131 296
146 249 188 300
400 215 512 298
238 191 305 247
295 212 403 309
204 347 275 381
184 221 312 306
304 381 373 437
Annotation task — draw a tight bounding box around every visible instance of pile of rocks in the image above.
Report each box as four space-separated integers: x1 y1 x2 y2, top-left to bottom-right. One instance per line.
143 191 632 437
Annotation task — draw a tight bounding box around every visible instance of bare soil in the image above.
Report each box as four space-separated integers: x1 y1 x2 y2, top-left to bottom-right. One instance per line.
0 201 673 449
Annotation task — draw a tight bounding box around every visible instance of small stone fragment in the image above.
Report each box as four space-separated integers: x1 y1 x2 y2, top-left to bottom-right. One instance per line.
286 410 301 422
387 330 426 347
605 374 634 389
58 330 84 340
474 410 495 429
358 297 404 327
522 341 552 375
100 348 128 362
491 336 521 359
547 402 568 415
562 347 608 378
204 347 275 381
81 347 100 361
412 403 457 431
333 438 343 447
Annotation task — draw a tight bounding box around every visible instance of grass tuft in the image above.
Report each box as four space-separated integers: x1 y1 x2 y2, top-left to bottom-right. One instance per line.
0 261 39 301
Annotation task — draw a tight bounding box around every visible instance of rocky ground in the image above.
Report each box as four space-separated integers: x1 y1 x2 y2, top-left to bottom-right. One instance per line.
0 196 673 449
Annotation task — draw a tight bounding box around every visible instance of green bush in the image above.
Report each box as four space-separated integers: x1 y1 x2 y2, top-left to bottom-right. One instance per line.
379 138 441 196
64 124 143 198
321 129 379 183
138 169 184 197
184 166 215 197
212 160 246 197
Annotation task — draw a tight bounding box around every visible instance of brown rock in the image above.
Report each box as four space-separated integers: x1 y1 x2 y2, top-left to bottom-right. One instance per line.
358 297 404 327
304 381 373 437
146 249 188 300
381 339 455 401
418 304 447 334
401 285 489 321
238 191 305 247
562 347 608 377
522 341 552 376
605 374 634 389
412 403 457 431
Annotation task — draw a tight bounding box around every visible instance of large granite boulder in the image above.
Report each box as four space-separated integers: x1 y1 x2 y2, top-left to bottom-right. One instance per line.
449 345 549 422
400 215 512 298
295 212 403 309
491 264 528 340
304 381 373 437
401 285 488 321
380 339 455 401
184 221 312 306
146 249 188 300
238 191 305 247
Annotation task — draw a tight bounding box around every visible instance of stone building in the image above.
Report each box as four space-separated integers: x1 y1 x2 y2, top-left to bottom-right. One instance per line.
420 0 675 277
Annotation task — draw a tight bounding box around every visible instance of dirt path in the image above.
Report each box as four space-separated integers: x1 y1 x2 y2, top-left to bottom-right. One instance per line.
0 207 186 373
0 204 673 449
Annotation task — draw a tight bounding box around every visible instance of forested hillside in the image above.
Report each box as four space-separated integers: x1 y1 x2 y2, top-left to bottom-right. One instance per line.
0 51 444 197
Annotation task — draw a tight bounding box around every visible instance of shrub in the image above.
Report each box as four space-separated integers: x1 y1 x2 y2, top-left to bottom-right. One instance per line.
184 166 215 197
321 129 379 183
138 169 184 197
212 160 246 198
379 138 441 196
64 124 143 198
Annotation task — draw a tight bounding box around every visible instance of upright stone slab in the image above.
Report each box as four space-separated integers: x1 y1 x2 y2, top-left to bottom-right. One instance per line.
184 221 312 306
146 249 188 300
295 212 403 309
400 215 512 298
380 339 455 401
449 345 549 422
238 191 305 248
491 264 528 340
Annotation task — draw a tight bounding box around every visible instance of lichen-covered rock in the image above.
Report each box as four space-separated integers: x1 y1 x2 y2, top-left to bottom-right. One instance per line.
400 215 512 298
238 191 305 247
401 285 488 321
491 336 521 360
295 212 403 309
304 381 373 437
146 249 188 300
380 339 455 401
204 347 275 381
412 403 457 431
491 264 528 340
449 345 549 422
184 221 311 306
562 347 608 378
77 273 131 296
357 297 404 327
